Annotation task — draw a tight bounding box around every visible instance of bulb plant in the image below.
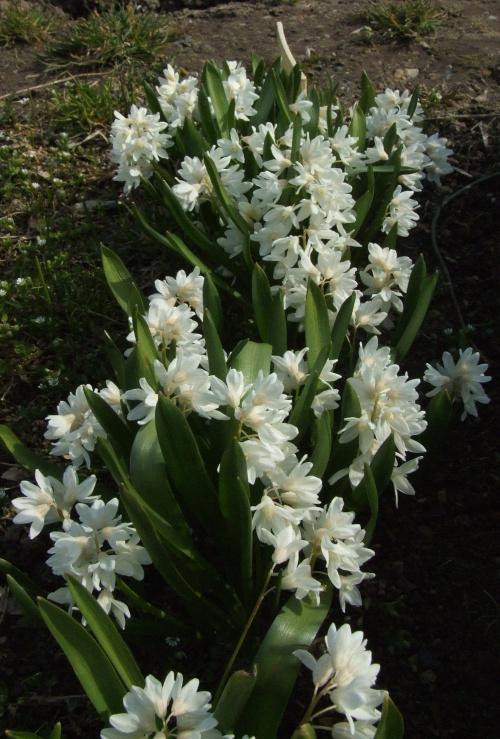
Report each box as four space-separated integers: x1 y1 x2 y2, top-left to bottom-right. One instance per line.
1 28 491 739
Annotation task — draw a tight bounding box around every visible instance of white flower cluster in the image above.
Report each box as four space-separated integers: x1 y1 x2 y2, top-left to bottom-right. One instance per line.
45 381 120 468
111 66 453 333
110 104 172 193
11 468 151 629
424 347 491 420
294 622 386 736
101 671 222 739
332 336 426 505
118 269 374 610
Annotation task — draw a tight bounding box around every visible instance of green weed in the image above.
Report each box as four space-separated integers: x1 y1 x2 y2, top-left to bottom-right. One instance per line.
0 1 56 44
40 5 179 72
363 0 445 43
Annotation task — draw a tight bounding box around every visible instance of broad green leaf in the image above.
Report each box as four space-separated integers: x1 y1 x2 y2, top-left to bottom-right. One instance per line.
202 61 230 137
354 463 379 544
330 292 356 361
290 111 303 164
218 439 253 605
250 59 281 126
101 245 146 315
198 83 220 143
155 395 222 535
203 154 250 236
6 575 43 625
309 412 333 479
252 264 273 344
382 222 399 250
66 576 143 689
0 425 65 482
49 725 62 739
349 104 366 152
393 257 438 362
350 165 374 237
180 114 204 158
203 273 223 333
346 434 396 517
358 70 376 113
324 380 362 498
407 85 420 120
0 558 45 596
234 586 332 739
204 308 227 381
119 483 233 633
269 289 288 357
271 68 292 128
6 732 47 738
289 344 330 443
412 390 453 483
228 340 272 384
103 331 126 390
374 694 404 739
305 280 331 369
38 597 126 719
383 122 398 156
213 669 257 733
83 387 133 460
143 81 165 118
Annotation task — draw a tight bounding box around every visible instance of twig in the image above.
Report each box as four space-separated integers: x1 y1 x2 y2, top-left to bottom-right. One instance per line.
430 171 500 364
0 70 108 101
426 112 500 121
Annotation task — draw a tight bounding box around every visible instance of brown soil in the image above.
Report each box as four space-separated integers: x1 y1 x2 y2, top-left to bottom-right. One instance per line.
1 1 500 738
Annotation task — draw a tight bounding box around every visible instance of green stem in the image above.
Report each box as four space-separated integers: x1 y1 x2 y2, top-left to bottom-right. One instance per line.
213 568 273 707
35 256 52 311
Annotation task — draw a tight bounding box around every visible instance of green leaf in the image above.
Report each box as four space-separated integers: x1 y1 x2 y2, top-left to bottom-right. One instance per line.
349 104 367 152
6 575 43 625
6 732 47 739
346 434 396 518
180 114 204 158
354 464 379 544
66 576 144 689
271 68 293 129
309 412 333 479
213 669 257 733
305 280 331 369
228 340 272 384
143 81 164 118
203 273 223 333
198 83 220 143
234 586 332 739
250 59 281 126
155 395 222 535
203 154 250 236
252 264 273 344
204 308 227 381
407 85 420 120
289 343 330 443
49 725 62 739
101 245 146 316
103 331 126 390
83 387 133 459
383 122 398 156
324 380 362 497
0 558 45 596
218 439 253 605
269 289 288 357
330 292 356 362
290 112 303 163
38 597 126 720
412 390 453 482
202 61 230 137
350 165 374 237
304 87 319 137
0 425 64 482
392 255 438 362
374 695 404 739
358 70 376 113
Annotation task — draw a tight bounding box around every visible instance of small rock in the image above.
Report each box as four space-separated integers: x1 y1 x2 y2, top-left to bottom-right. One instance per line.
405 68 419 79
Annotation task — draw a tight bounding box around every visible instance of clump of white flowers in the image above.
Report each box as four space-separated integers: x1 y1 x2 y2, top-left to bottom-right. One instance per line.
424 347 491 420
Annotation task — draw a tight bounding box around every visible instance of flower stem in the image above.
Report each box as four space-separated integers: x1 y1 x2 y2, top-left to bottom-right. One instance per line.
213 569 273 707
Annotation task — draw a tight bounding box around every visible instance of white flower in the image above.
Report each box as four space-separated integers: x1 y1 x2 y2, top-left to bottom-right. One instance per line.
294 623 385 733
101 672 219 739
424 347 491 420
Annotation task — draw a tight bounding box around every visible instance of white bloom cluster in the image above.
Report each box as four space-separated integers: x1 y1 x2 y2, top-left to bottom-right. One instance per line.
11 467 151 628
47 497 151 629
101 671 222 739
294 622 386 735
332 336 426 504
424 347 491 420
156 64 199 129
45 381 122 468
110 104 172 193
